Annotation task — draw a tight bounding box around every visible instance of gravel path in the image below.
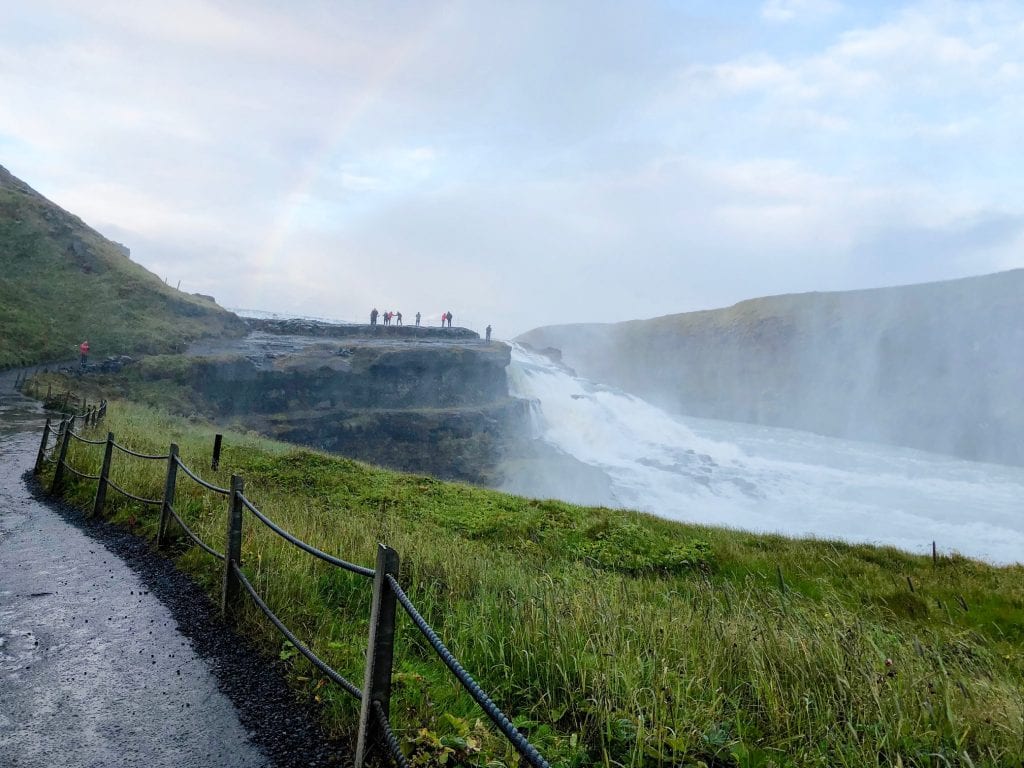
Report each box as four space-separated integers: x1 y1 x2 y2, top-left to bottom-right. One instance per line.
0 373 348 767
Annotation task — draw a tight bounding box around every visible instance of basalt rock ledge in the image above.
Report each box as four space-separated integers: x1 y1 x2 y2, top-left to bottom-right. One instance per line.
181 321 529 483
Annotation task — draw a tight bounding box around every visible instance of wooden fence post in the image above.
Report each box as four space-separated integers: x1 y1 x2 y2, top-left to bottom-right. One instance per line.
212 434 223 471
92 432 115 517
34 419 52 474
221 475 245 618
51 420 72 494
157 444 180 548
355 543 401 768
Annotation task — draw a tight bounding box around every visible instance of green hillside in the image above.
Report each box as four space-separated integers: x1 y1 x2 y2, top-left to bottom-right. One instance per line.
0 165 245 368
39 391 1024 768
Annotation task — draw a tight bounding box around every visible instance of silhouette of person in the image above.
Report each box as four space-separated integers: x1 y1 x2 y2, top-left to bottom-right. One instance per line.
485 325 492 341
370 308 378 326
415 312 421 326
396 311 403 326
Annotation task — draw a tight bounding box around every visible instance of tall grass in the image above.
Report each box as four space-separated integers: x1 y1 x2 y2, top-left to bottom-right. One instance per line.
46 401 1024 767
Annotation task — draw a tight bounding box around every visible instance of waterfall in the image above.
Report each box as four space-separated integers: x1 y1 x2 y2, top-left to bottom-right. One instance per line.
503 344 1024 564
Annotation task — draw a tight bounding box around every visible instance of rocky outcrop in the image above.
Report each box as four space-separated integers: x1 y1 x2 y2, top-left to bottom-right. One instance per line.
182 331 529 483
518 270 1024 466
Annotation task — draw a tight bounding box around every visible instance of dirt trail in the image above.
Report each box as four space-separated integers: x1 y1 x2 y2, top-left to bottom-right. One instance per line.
0 373 343 767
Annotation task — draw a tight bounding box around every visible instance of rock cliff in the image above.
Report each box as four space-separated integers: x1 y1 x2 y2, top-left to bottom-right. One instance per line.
518 269 1024 466
179 323 529 483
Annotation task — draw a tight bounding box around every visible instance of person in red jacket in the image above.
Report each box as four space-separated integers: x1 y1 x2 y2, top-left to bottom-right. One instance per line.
79 340 90 367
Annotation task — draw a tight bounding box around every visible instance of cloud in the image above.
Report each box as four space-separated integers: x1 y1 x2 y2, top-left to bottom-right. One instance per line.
2 1 1024 335
761 0 842 24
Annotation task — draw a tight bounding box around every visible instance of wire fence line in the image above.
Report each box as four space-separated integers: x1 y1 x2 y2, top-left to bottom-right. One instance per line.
33 403 551 768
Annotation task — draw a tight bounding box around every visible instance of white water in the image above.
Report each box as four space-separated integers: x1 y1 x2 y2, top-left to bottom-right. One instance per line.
506 345 1024 565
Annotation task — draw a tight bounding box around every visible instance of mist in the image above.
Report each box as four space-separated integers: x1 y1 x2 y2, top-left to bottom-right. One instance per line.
517 269 1024 467
500 344 1024 565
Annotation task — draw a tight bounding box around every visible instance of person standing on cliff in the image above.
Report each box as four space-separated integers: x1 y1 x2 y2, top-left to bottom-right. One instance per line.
370 308 378 326
446 311 453 328
79 340 90 367
396 311 403 326
485 325 492 341
415 311 421 326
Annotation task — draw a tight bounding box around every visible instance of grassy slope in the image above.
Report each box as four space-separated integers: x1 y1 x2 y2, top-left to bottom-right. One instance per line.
0 165 245 368
40 393 1023 768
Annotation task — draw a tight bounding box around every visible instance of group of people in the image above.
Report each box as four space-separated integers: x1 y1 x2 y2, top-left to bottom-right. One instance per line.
370 308 415 326
367 309 493 341
369 308 452 328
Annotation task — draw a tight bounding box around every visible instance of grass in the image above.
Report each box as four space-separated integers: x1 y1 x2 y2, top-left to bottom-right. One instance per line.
0 169 244 368
38 397 1024 768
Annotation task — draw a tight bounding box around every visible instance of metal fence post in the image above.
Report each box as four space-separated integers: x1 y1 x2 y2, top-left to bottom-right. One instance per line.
157 444 180 548
355 543 401 768
92 432 115 517
50 420 72 494
212 433 223 471
221 475 245 618
34 419 52 475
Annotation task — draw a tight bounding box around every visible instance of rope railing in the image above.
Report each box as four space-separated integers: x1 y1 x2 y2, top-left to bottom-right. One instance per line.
165 503 225 561
239 494 375 578
68 429 107 446
231 562 363 700
35 408 552 768
373 701 411 768
111 441 170 461
386 573 550 768
63 464 102 481
174 456 230 495
106 478 163 506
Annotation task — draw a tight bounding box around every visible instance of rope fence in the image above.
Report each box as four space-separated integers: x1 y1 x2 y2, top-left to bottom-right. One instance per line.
33 404 552 768
239 494 375 578
232 562 363 700
111 441 170 461
165 503 225 561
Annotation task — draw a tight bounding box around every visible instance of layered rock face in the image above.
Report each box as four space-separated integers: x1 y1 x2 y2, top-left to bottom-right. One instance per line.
518 270 1024 466
184 323 529 483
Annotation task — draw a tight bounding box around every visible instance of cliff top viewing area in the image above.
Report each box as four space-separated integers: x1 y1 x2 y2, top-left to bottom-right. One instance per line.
249 317 480 340
186 318 501 371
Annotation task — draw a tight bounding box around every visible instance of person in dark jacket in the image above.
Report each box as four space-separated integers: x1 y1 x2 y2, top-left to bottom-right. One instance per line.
370 308 378 326
485 325 492 341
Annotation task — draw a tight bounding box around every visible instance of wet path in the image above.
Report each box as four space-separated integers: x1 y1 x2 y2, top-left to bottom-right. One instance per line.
0 376 271 767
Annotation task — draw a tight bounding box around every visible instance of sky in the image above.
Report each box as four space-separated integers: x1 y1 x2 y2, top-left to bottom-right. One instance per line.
2 0 1023 337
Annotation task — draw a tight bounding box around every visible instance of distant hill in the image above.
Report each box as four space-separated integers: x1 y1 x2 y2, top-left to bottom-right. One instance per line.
0 165 245 368
518 270 1024 466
